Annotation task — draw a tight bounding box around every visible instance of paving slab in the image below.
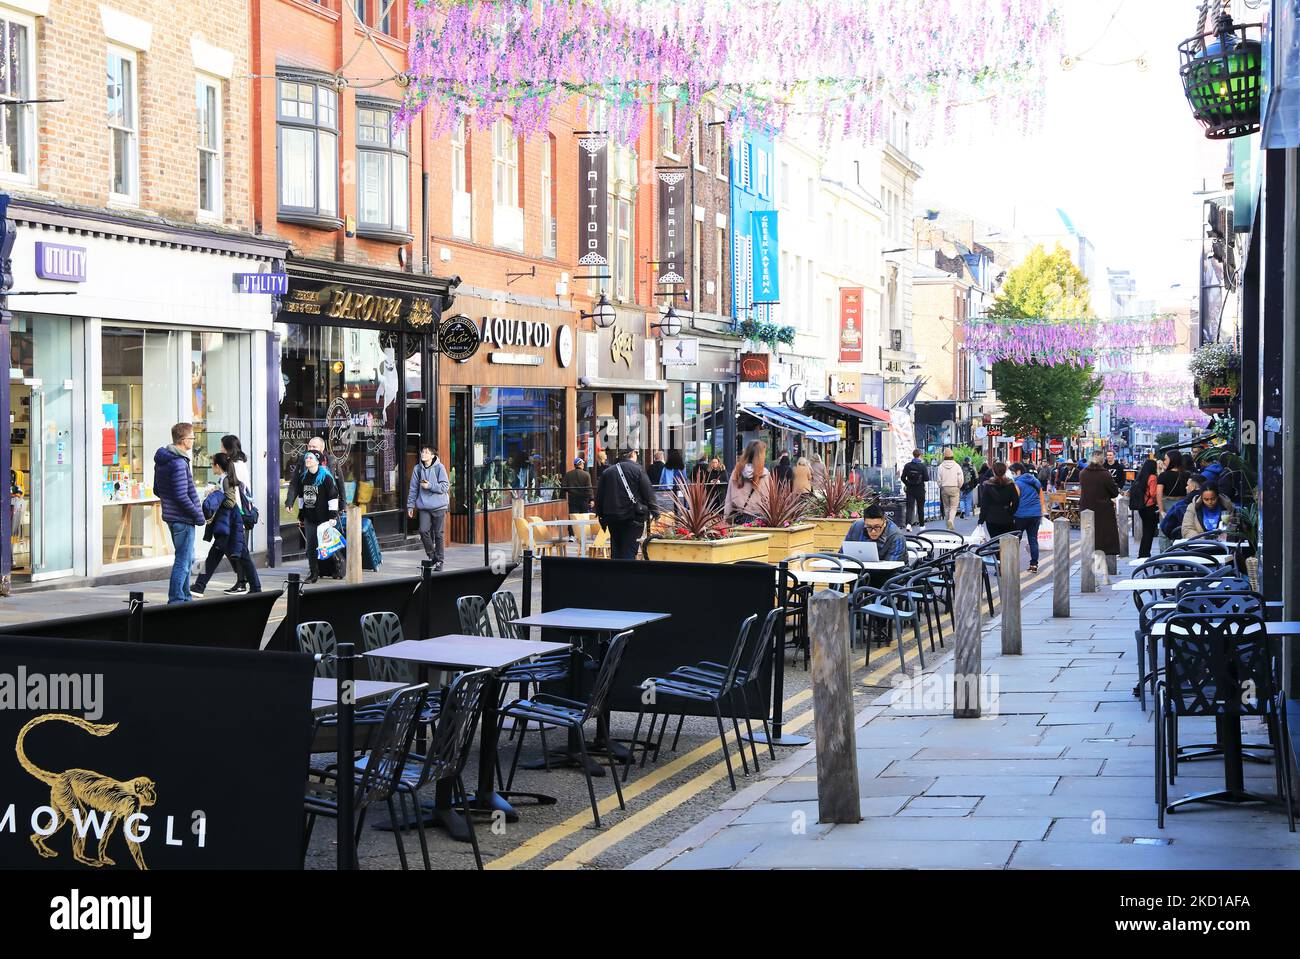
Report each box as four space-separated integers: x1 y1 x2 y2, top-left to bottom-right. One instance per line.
736 837 1017 870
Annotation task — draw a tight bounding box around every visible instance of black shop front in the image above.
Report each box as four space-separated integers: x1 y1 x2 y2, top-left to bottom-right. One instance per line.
274 258 455 559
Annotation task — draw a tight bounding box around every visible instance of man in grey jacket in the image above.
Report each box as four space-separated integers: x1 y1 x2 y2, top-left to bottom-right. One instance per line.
407 445 450 570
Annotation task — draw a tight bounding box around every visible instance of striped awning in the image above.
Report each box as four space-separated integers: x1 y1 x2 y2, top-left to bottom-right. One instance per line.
741 403 840 442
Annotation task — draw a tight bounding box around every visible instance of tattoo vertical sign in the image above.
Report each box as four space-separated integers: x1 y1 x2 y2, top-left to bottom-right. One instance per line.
656 168 687 286
577 134 610 272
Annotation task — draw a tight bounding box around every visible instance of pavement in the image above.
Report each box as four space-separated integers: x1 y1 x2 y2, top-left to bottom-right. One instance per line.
627 550 1300 870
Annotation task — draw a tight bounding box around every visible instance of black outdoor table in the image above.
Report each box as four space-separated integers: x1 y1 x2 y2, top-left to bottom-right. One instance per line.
365 634 570 841
510 607 671 774
309 678 406 714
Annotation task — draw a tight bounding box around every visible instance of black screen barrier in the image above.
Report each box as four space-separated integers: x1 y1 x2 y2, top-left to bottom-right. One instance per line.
0 635 314 869
538 557 776 718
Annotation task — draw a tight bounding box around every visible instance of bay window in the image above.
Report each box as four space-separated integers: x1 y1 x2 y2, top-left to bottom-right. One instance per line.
277 76 339 226
356 100 410 239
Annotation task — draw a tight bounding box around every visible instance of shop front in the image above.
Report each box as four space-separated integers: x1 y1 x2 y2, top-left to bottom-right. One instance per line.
2 199 287 588
275 258 454 559
577 310 667 467
440 294 578 545
661 337 739 472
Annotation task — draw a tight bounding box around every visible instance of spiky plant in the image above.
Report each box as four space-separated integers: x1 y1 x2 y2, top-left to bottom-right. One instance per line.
750 476 810 528
808 474 876 518
664 478 729 540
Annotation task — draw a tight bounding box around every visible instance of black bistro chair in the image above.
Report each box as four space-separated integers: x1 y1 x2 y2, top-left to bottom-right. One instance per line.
849 582 926 672
1155 612 1293 831
503 630 634 828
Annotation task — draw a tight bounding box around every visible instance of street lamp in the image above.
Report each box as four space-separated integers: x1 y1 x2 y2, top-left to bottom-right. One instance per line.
650 304 683 337
580 292 617 329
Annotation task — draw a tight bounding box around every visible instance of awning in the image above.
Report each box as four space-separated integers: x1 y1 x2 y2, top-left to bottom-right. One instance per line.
810 400 892 424
741 403 840 442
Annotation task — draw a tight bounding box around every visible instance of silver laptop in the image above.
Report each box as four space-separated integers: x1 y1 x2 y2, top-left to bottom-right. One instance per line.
840 539 880 563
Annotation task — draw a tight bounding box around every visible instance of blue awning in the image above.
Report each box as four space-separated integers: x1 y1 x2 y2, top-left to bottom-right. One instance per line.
742 403 840 443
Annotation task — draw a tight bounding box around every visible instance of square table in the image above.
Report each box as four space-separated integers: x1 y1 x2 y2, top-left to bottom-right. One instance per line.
510 607 671 771
310 678 406 714
1111 577 1199 592
366 634 570 838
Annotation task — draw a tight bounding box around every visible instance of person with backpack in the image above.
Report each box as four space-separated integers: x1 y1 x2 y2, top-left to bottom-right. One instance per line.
407 445 450 571
978 462 1020 539
1130 456 1160 558
153 422 206 604
900 448 928 531
595 448 657 559
192 451 261 595
221 434 255 591
959 457 976 519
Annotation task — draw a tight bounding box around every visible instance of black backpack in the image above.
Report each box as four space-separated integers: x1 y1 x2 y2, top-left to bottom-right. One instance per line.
240 486 260 530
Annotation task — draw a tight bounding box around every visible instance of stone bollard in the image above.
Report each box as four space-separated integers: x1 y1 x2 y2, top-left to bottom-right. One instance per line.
999 534 1022 655
809 590 860 824
1053 517 1071 618
1117 499 1130 558
953 552 983 718
1080 509 1096 593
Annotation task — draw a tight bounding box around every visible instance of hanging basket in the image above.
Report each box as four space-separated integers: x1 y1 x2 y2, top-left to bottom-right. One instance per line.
1178 13 1263 140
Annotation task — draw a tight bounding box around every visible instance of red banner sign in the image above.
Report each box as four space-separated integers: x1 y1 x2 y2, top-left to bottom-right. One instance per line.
839 288 863 363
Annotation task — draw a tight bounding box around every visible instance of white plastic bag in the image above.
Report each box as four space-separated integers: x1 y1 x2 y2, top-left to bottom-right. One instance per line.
969 523 990 546
316 521 345 560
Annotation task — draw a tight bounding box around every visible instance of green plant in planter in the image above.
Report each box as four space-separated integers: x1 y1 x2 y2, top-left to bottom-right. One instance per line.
807 474 876 519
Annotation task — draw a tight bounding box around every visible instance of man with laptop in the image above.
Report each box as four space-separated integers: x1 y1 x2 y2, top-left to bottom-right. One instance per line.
842 503 907 562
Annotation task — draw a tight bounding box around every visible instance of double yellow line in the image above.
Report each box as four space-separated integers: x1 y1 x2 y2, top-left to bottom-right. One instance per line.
486 545 1075 870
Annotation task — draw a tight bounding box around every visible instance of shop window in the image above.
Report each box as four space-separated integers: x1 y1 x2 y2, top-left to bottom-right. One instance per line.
469 387 565 510
356 101 410 240
0 14 35 182
277 77 339 226
278 323 403 531
107 47 138 203
196 75 222 218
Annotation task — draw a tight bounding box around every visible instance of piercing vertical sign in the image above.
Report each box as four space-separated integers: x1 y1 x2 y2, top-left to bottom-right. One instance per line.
577 134 610 270
656 168 687 286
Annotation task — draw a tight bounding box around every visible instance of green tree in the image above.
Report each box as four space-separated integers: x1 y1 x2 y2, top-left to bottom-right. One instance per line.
987 245 1102 448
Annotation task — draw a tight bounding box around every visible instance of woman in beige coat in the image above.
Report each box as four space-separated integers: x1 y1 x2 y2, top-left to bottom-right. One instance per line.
793 457 813 495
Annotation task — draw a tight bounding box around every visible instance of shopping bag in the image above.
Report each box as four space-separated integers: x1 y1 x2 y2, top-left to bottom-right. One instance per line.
968 523 990 546
316 521 346 560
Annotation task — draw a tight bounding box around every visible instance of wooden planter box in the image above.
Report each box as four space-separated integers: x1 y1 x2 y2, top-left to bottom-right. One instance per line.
743 523 816 563
810 516 860 551
644 532 772 565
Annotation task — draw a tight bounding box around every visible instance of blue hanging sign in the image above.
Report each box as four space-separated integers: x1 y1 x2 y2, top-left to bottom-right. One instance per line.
751 210 779 303
233 272 288 295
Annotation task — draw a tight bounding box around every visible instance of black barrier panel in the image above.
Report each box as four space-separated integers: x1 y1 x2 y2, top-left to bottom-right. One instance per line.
0 635 314 869
268 567 512 662
538 557 776 718
0 591 284 651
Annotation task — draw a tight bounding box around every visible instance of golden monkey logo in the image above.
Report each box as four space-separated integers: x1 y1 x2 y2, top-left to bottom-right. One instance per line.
16 714 157 870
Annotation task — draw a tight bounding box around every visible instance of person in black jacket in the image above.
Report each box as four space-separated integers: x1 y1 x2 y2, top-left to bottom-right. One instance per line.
978 462 1020 538
594 449 657 560
900 449 928 530
1104 448 1127 492
296 450 342 582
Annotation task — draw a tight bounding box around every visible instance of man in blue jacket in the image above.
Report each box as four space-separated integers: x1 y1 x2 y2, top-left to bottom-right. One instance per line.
1011 462 1044 572
153 422 205 603
845 504 907 562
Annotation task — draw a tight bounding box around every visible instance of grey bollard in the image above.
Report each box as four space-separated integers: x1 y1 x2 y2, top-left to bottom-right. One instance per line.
1080 509 1096 593
953 552 983 718
1053 517 1071 618
1117 499 1130 558
1133 509 1144 557
999 534 1021 655
809 590 860 824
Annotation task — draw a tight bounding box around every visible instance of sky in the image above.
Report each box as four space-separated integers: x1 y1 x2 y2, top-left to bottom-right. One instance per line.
916 0 1231 306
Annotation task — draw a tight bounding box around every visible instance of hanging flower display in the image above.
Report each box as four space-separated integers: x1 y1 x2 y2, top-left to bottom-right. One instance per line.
962 313 1181 366
1114 404 1209 430
401 0 1064 144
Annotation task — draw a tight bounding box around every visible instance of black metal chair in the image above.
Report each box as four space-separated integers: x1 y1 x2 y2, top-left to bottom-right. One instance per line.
917 529 966 557
972 534 1022 616
1128 556 1215 710
630 616 757 791
297 621 337 678
1155 613 1293 831
387 668 493 870
298 620 387 753
360 611 416 684
302 683 428 868
883 566 946 654
848 583 926 672
502 631 634 827
490 589 571 683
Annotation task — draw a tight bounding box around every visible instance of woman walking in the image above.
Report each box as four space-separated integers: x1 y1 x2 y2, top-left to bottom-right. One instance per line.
1080 450 1122 565
773 453 795 488
793 456 814 496
1130 456 1160 558
192 452 261 595
978 462 1020 539
655 449 688 513
297 450 342 583
723 440 770 525
1011 462 1044 572
220 434 254 590
407 445 450 571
